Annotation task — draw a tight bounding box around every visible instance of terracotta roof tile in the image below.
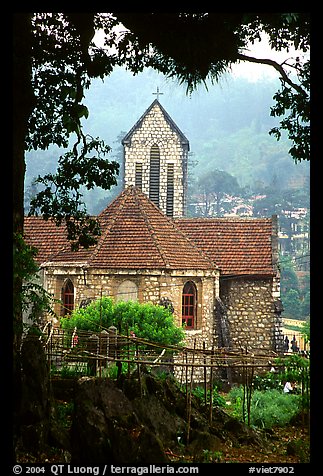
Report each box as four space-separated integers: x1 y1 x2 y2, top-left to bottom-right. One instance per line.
174 217 275 276
24 188 275 276
24 217 70 264
25 187 215 271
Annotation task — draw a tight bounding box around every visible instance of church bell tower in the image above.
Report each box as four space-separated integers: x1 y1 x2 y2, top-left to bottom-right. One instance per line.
122 90 189 218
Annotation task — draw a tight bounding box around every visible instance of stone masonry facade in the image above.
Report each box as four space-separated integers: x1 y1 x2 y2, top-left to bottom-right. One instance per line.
24 99 283 383
122 102 189 217
220 277 284 352
43 265 222 382
44 266 218 350
41 263 283 381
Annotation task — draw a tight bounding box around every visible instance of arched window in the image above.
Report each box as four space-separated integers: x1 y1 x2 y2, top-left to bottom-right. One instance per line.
117 280 138 302
149 144 160 207
182 281 197 329
62 279 74 316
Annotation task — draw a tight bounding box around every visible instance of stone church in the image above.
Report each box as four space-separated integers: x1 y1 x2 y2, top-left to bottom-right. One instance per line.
24 97 284 355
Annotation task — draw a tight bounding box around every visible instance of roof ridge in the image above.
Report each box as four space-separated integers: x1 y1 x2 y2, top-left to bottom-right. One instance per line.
131 187 217 269
88 190 130 265
167 218 218 270
132 187 169 268
122 100 189 147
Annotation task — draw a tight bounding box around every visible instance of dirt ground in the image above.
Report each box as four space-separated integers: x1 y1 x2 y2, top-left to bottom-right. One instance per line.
220 424 310 463
16 423 310 464
162 423 310 464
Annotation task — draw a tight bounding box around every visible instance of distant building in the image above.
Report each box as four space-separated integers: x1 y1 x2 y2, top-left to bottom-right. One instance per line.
278 208 310 261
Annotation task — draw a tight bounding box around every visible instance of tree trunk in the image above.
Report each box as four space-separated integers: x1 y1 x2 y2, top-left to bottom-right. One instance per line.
13 13 35 457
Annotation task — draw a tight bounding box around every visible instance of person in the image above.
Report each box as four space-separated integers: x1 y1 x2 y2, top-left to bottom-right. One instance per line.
291 336 299 353
283 381 295 393
284 336 289 352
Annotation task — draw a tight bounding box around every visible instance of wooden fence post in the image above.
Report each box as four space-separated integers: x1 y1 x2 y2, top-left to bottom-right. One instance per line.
209 345 214 424
186 339 196 443
203 341 207 407
87 334 99 376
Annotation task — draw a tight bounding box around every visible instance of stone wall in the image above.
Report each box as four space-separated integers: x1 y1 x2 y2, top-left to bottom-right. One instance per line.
43 266 218 349
41 266 282 382
123 103 188 217
219 276 280 352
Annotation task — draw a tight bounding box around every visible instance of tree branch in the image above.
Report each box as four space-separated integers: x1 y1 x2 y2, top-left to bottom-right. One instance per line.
236 53 307 97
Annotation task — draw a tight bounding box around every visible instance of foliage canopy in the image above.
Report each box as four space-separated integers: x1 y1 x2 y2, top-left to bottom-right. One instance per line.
60 297 185 346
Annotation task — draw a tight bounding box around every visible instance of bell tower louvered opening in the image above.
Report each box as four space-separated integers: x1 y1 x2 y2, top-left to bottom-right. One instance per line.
149 145 160 207
166 163 174 217
135 162 143 190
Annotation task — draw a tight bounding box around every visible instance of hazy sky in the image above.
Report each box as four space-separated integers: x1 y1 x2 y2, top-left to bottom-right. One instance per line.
231 33 308 81
94 25 307 83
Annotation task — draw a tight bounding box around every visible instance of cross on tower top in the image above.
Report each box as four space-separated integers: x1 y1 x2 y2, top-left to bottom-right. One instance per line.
152 86 164 101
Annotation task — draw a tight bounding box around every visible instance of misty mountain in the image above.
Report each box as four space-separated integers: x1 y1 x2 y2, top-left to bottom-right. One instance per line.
25 66 309 215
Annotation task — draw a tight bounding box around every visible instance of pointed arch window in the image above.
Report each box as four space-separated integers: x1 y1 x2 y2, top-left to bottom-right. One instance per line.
182 281 197 329
62 279 74 316
149 144 160 207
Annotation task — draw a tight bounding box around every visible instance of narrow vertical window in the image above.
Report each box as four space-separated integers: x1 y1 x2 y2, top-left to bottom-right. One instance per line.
182 281 197 329
166 163 174 217
135 163 143 190
62 279 74 316
149 144 160 207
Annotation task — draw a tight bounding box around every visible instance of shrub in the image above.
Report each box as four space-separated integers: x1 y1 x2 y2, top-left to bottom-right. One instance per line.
253 372 283 391
191 385 226 408
60 297 185 346
251 389 301 428
60 297 115 331
227 387 301 429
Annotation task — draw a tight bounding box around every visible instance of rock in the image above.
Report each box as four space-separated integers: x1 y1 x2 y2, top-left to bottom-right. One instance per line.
222 412 265 447
19 331 51 452
71 377 169 464
49 411 71 452
18 329 71 457
132 394 186 449
59 369 267 463
187 430 222 461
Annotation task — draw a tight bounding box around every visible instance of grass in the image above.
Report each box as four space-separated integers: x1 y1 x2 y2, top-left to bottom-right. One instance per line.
226 387 302 429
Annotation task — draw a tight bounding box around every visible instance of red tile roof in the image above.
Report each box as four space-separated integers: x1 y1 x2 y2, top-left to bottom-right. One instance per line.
24 217 70 264
24 187 216 271
174 217 275 276
24 187 275 276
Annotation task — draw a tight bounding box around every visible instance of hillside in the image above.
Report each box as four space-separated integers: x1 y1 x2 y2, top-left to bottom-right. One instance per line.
25 67 309 215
